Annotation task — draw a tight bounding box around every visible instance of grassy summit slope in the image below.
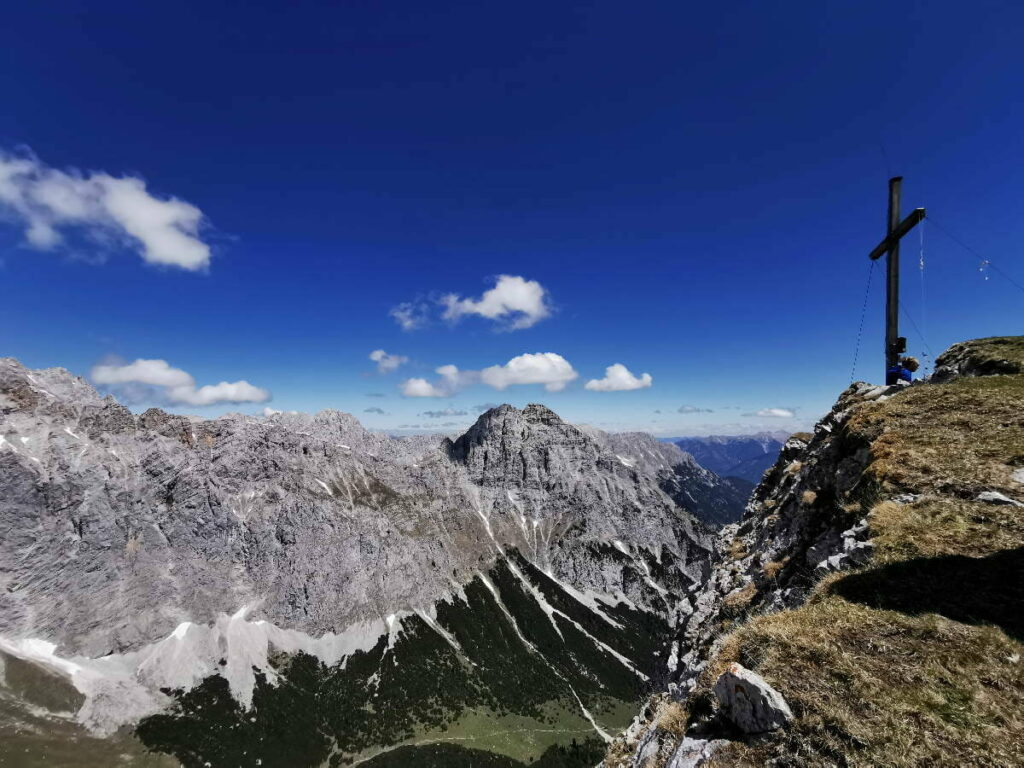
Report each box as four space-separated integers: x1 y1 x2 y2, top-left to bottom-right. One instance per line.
698 337 1024 766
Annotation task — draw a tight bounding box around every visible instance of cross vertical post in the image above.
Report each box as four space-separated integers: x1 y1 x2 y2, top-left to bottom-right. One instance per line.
868 177 925 381
886 176 902 373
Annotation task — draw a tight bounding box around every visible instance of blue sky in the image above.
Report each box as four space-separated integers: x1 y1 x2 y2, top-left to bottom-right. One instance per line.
1 1 1022 435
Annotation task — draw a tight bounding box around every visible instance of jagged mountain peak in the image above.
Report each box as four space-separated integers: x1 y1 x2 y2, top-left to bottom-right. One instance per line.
447 402 592 469
456 402 572 438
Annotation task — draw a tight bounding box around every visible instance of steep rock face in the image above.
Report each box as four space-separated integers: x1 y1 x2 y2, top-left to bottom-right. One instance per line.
604 383 905 766
1 360 483 657
0 358 717 766
441 406 715 614
600 432 750 529
447 405 704 554
659 385 881 698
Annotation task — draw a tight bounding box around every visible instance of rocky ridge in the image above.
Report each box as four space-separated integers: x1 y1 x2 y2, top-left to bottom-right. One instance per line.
604 383 886 767
604 336 1024 767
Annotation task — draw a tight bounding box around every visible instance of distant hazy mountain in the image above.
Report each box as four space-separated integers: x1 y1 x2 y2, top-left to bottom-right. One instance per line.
666 432 789 485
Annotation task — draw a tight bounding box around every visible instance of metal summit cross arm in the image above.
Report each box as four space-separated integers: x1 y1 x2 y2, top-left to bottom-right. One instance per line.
868 176 925 378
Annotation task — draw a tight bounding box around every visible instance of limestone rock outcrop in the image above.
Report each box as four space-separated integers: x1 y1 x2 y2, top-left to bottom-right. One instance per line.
712 662 793 734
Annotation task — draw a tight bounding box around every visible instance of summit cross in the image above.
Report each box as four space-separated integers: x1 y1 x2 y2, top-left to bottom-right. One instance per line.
868 176 926 378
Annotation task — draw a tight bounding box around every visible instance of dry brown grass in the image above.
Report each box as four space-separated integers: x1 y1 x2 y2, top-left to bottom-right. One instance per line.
709 597 1024 767
801 490 818 506
761 557 788 581
721 583 757 618
846 374 1024 497
688 338 1024 768
871 497 1024 562
728 538 748 561
654 699 690 737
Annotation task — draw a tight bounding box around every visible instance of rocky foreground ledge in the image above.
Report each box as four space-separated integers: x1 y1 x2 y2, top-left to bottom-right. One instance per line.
605 336 1024 767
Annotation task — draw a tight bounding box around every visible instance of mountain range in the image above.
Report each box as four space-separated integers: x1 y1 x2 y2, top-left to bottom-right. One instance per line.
0 356 736 767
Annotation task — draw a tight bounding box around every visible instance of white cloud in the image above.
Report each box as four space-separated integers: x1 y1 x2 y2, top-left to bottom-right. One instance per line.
91 358 270 407
400 353 577 396
747 408 796 418
400 364 472 398
0 148 211 270
441 275 551 330
401 378 445 397
167 380 270 407
369 349 408 373
390 302 429 331
584 363 652 392
481 353 577 392
91 358 194 389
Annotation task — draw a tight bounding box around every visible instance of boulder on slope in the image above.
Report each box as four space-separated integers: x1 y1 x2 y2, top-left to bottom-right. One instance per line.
713 662 793 734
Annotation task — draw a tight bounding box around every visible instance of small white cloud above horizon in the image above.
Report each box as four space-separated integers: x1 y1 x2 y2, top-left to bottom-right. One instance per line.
745 407 796 418
369 349 408 373
0 148 212 270
400 364 473 397
678 404 713 414
91 358 270 407
169 380 269 407
90 359 193 389
585 363 652 392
